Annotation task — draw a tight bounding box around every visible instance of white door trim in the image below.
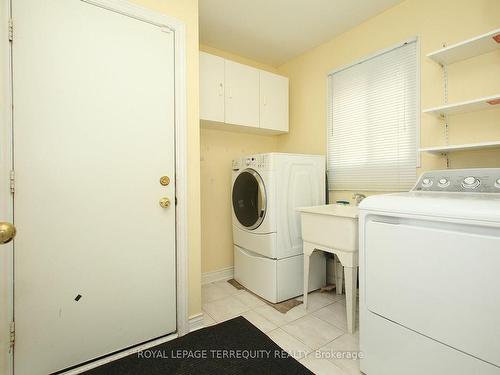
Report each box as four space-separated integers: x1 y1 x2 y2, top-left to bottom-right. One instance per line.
0 0 189 373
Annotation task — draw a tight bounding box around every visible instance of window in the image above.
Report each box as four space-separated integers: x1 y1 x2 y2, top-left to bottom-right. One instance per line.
327 40 418 191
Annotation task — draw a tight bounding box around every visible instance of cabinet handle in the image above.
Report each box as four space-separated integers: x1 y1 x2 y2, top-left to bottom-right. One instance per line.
218 82 223 97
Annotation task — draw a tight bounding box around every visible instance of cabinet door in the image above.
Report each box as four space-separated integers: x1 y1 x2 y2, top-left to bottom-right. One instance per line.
225 60 260 127
200 52 225 122
260 71 289 132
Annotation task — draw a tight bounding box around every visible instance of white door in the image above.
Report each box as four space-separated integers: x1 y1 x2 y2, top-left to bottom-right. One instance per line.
199 52 225 122
225 60 259 127
259 71 289 132
12 1 177 374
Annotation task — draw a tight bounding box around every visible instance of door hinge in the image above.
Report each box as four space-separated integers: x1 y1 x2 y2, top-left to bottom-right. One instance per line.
10 170 15 194
8 18 13 42
9 321 15 349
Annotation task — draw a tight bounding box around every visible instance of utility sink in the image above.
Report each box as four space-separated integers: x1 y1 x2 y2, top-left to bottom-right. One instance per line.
297 203 359 333
297 204 359 253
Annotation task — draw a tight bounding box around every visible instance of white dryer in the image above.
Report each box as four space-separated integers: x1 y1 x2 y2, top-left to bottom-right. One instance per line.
359 168 500 375
232 153 326 303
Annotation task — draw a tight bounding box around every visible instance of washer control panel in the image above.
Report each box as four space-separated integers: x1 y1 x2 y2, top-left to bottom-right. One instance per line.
232 154 270 171
413 168 500 193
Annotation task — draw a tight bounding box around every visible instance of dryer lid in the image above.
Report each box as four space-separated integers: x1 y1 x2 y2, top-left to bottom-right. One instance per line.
360 169 500 223
359 192 500 223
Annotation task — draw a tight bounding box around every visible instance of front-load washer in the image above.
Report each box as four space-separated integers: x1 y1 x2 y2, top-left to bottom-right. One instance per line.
232 153 327 303
359 168 500 375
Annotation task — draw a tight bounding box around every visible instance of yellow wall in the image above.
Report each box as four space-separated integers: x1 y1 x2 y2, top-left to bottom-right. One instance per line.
199 0 500 277
200 128 279 273
129 0 202 317
199 45 281 274
276 0 500 203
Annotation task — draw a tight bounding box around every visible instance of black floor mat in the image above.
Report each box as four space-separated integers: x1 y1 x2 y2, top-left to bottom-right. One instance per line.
82 316 313 375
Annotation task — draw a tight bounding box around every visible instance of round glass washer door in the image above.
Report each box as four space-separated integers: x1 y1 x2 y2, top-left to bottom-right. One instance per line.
232 169 267 230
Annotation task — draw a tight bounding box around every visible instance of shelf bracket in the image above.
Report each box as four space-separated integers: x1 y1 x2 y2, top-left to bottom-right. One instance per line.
439 152 450 169
442 61 449 170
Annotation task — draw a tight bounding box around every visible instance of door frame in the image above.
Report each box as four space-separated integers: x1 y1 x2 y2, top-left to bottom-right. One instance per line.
0 0 189 373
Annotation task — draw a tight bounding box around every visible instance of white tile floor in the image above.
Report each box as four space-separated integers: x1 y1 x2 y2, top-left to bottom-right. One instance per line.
202 281 361 375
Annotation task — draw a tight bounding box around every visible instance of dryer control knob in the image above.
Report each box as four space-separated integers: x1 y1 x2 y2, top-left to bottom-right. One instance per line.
462 176 480 189
422 178 433 187
438 178 450 188
495 178 500 189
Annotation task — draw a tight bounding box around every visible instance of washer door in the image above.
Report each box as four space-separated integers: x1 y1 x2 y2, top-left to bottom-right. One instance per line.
232 169 267 230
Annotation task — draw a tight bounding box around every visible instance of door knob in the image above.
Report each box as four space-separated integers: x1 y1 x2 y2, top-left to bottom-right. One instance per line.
159 197 171 208
0 222 16 244
160 176 170 186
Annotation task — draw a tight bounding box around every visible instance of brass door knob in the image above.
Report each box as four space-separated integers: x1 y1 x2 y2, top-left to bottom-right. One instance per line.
160 176 170 186
159 197 171 208
0 222 16 244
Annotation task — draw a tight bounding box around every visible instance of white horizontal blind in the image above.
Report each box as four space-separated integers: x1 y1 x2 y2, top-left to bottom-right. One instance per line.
327 41 418 191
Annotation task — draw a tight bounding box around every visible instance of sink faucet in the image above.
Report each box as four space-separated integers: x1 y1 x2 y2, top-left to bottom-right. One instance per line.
352 193 366 206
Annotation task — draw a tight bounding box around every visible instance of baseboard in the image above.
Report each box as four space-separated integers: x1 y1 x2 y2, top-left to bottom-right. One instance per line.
188 313 204 332
201 266 234 285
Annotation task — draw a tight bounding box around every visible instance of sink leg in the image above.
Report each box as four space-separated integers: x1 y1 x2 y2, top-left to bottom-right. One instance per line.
303 254 310 309
303 242 314 310
335 255 343 295
344 266 358 334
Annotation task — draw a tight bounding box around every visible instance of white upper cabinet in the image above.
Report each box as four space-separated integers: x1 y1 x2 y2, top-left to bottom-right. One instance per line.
199 52 289 133
200 52 225 122
260 71 289 132
224 60 260 128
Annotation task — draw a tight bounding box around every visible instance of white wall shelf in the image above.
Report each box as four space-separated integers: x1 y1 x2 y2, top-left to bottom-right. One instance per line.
427 28 500 65
420 141 500 154
423 94 500 117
